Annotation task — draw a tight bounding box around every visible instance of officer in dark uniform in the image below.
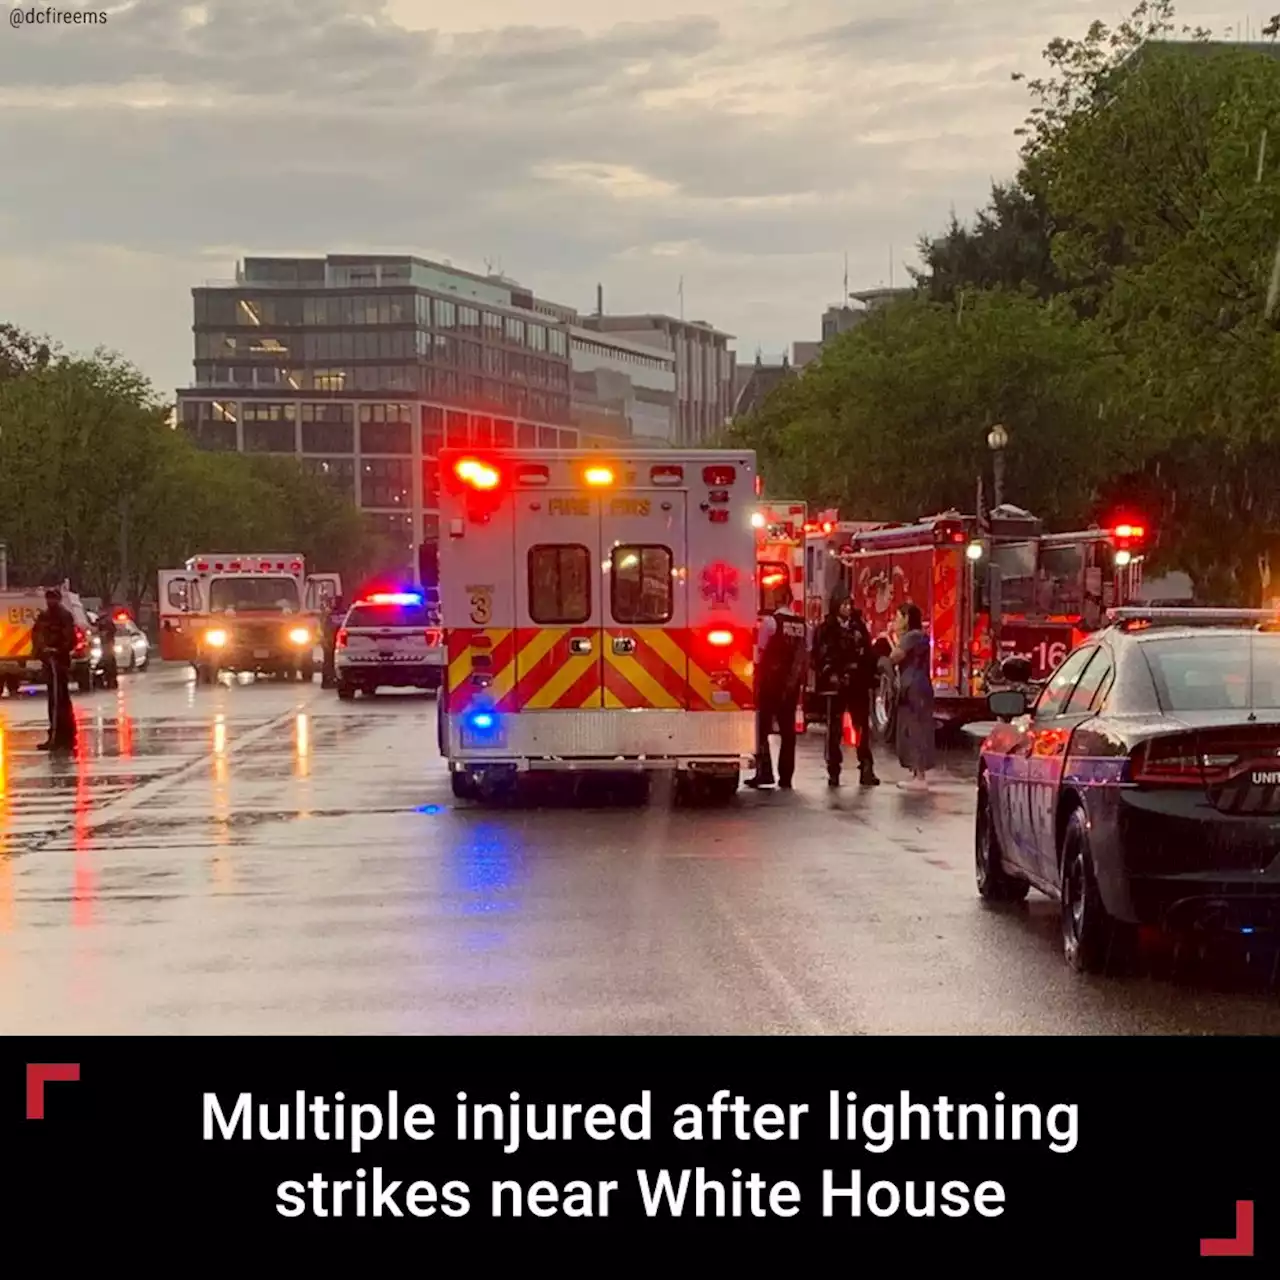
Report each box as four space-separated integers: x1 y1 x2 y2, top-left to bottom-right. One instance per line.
812 590 880 787
320 595 346 689
33 587 77 752
745 584 808 790
95 599 119 689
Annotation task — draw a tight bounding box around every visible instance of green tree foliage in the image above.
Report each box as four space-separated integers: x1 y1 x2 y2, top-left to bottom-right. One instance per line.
733 1 1280 603
0 336 380 605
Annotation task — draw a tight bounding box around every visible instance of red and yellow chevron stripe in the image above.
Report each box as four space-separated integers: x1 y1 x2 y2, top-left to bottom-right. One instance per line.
445 626 755 715
0 621 36 659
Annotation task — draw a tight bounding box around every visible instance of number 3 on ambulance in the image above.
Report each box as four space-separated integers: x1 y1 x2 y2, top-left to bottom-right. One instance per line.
467 586 493 626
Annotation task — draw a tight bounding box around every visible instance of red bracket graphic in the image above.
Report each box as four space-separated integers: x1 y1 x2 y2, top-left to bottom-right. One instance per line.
26 1063 81 1120
1200 1200 1254 1257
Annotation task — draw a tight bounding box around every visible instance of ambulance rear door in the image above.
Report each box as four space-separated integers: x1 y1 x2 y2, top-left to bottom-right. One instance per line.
603 486 688 710
514 482 604 711
158 569 200 662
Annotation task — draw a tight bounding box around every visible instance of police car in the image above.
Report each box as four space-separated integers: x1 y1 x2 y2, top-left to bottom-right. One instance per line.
977 606 1280 972
334 591 444 699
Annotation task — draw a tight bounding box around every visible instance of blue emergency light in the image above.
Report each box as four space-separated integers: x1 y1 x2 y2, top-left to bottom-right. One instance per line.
469 711 495 730
365 591 422 606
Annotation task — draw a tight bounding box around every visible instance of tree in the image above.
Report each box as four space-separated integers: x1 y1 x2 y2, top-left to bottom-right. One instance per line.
729 291 1128 527
0 323 55 382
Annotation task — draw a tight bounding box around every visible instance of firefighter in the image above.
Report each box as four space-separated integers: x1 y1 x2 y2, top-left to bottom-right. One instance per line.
33 587 77 752
812 590 880 787
746 584 808 790
321 594 346 689
96 599 119 689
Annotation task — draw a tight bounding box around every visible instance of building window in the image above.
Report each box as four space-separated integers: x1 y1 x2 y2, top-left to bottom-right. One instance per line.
611 546 673 624
241 402 296 421
422 514 440 541
459 305 481 334
422 404 444 456
359 414 412 454
505 316 524 344
471 415 493 446
527 324 547 352
364 512 416 568
313 369 347 392
517 422 537 448
422 460 439 502
360 458 412 507
444 410 469 445
301 457 356 492
301 418 353 452
494 418 514 447
435 298 456 328
538 426 557 448
548 329 567 357
460 340 481 369
483 311 503 338
558 429 577 448
243 420 295 453
528 545 591 625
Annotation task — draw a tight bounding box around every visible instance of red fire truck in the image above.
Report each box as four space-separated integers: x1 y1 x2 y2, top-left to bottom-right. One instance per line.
807 508 1147 740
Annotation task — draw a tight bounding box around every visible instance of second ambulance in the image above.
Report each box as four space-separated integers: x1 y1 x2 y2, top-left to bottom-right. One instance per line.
438 448 758 803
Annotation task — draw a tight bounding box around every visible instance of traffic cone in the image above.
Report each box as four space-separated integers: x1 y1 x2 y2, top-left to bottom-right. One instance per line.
842 711 855 746
795 703 806 735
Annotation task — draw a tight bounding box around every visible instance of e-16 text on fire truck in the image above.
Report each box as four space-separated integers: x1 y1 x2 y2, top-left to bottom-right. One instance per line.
437 448 758 804
158 553 342 684
803 505 1147 739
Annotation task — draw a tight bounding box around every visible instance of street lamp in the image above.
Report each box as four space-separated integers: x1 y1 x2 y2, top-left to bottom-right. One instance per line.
987 424 1009 508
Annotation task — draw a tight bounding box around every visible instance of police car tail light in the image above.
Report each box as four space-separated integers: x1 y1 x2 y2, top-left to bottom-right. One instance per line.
1131 735 1239 786
335 628 349 649
425 629 442 647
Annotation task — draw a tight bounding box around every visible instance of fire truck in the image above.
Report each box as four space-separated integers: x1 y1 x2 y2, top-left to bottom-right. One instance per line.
810 508 1147 740
158 553 342 684
754 500 806 616
437 448 758 804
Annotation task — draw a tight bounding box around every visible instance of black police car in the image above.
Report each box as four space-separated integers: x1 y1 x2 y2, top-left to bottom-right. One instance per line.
976 607 1280 972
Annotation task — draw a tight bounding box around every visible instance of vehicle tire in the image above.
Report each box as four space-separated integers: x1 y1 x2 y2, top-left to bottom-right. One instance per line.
337 681 355 701
1060 806 1131 974
196 664 216 685
870 658 897 744
76 666 94 694
451 770 477 800
299 663 315 682
975 774 1029 903
3 676 20 696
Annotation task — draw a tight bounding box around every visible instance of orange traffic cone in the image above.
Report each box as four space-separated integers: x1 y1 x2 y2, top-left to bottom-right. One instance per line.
842 711 855 746
795 703 806 735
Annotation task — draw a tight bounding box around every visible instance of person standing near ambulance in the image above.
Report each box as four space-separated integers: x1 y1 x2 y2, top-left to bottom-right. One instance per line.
812 591 880 787
33 587 77 752
746 584 808 790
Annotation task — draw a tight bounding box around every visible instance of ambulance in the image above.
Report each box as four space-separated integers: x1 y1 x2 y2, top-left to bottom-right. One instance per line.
437 448 758 803
158 553 342 684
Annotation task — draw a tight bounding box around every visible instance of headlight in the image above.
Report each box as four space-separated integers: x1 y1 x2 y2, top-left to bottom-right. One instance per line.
289 627 312 645
205 628 227 647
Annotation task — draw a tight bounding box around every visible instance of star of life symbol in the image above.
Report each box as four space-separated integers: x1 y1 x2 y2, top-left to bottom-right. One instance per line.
701 561 739 608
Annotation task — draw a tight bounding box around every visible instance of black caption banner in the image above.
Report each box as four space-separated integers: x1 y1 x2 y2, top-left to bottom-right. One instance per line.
6 1039 1275 1261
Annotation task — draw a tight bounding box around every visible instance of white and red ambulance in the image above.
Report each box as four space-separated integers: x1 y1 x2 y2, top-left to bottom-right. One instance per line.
437 449 758 803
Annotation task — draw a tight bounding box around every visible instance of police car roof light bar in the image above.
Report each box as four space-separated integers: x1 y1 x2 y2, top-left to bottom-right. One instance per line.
364 592 422 606
1106 606 1280 630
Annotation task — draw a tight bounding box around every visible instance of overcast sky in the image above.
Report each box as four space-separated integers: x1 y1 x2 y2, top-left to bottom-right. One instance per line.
0 0 1240 395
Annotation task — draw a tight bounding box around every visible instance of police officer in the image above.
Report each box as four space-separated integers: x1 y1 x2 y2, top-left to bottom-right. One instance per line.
33 587 77 752
812 590 880 787
745 584 808 790
321 594 346 689
96 599 119 689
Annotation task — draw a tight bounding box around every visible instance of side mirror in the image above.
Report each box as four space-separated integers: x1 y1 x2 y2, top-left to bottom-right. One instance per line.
987 689 1028 720
1000 655 1033 683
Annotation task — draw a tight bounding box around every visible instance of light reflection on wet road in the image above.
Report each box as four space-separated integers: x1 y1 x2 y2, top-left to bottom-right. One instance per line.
2 664 1280 1034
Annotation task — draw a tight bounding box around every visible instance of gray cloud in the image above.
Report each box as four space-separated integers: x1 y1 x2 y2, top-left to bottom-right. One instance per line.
2 0 1214 388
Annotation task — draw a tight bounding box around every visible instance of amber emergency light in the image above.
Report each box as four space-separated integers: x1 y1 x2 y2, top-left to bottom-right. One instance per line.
584 466 614 486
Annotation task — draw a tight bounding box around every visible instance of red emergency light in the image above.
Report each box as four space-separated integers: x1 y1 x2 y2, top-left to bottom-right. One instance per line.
703 465 736 486
455 457 501 490
113 609 130 624
822 521 834 534
1112 523 1145 540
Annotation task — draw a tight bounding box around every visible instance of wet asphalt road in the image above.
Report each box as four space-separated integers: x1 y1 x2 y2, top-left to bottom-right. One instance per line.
2 663 1280 1034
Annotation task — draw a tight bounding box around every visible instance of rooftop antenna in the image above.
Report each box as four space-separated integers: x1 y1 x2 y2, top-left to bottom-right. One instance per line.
678 275 685 321
889 244 894 289
843 251 849 300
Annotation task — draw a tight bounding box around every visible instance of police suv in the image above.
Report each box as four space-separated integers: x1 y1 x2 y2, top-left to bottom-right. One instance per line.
334 591 444 699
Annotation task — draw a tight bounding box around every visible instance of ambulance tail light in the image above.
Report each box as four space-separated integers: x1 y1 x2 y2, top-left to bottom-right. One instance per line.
195 561 209 571
516 464 550 486
703 465 736 486
708 510 730 524
708 630 734 647
291 560 303 572
651 465 684 485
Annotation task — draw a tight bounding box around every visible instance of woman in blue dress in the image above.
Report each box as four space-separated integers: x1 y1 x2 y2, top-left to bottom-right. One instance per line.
890 602 935 790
